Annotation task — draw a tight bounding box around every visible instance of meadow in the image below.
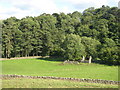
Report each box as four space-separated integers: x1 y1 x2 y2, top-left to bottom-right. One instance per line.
1 58 118 81
2 78 118 88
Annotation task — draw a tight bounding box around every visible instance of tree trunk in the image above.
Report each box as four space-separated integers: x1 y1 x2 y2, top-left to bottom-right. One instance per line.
81 56 85 61
89 56 92 64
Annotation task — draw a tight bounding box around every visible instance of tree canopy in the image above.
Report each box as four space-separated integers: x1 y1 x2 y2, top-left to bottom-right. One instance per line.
2 6 120 65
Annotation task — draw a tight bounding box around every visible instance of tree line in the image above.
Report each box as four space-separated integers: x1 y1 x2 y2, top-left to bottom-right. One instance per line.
2 5 120 65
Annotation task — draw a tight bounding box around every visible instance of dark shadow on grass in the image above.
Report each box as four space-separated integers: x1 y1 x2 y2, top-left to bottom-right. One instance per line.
36 56 65 62
36 56 119 66
92 60 120 66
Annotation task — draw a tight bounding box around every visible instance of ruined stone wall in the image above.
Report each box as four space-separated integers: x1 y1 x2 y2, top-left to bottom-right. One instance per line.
1 74 119 85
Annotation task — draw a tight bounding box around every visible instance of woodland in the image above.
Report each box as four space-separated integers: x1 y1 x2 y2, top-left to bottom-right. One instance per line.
2 5 120 65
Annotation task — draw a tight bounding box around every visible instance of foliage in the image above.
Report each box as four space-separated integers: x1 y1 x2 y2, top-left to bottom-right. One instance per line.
62 34 85 60
2 6 120 65
81 37 101 59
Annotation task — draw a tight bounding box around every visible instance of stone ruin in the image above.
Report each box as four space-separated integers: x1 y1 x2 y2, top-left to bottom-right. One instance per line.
63 60 79 64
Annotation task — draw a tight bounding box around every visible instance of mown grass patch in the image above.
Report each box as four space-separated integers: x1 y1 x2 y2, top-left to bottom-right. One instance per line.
1 58 118 81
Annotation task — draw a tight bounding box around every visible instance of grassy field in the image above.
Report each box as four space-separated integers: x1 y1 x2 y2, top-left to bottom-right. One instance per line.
1 58 118 81
2 78 118 88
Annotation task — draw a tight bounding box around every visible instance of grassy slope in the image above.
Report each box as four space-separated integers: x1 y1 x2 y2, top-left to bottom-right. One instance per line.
1 58 118 81
2 78 118 88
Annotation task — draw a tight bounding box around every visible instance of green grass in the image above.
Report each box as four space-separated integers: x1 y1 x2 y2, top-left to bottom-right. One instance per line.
2 78 118 88
1 58 118 81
